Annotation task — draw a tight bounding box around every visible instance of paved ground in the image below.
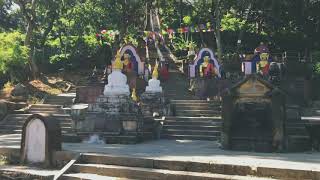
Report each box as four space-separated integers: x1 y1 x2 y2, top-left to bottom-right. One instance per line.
0 165 59 177
1 134 320 172
63 139 320 172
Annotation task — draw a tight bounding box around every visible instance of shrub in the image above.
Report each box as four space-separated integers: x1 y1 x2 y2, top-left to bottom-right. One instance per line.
0 32 29 82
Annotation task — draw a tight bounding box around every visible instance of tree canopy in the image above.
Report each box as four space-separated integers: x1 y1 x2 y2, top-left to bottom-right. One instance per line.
0 0 319 82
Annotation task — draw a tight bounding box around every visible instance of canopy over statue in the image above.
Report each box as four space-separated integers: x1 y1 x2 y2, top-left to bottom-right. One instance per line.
189 48 221 78
118 44 145 75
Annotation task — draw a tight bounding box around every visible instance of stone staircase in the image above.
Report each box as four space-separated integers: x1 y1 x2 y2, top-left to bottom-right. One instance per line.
285 105 311 151
161 100 222 141
60 153 278 180
158 50 222 141
0 104 77 142
0 114 31 135
27 104 75 135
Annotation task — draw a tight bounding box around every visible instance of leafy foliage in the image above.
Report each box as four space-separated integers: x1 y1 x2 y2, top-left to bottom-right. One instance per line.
0 32 29 81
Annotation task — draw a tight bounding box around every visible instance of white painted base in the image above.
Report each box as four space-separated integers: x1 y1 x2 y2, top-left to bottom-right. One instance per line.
25 118 46 163
104 70 130 96
146 79 162 93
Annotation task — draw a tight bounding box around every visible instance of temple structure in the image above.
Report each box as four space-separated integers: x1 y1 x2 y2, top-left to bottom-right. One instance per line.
77 51 144 143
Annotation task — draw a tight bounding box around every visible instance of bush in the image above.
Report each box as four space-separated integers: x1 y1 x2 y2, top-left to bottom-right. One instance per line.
0 32 29 82
312 51 320 77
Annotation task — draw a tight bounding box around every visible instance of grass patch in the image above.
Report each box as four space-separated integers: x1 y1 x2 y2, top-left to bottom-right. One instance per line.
28 80 62 95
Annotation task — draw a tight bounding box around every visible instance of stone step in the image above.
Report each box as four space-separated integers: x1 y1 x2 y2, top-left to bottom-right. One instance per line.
163 125 221 131
286 127 309 135
161 134 219 141
0 129 22 134
174 106 221 111
162 129 220 136
68 163 273 180
285 122 307 128
164 121 222 127
174 113 221 117
175 110 221 116
29 104 62 108
171 99 221 103
61 173 131 180
28 110 64 114
287 135 311 152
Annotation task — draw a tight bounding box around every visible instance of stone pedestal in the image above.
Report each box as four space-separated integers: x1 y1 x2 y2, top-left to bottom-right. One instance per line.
140 92 171 140
78 93 143 143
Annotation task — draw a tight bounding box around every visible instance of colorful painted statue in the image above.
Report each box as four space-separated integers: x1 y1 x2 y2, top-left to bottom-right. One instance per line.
199 56 217 78
256 53 270 75
123 53 133 73
250 43 272 75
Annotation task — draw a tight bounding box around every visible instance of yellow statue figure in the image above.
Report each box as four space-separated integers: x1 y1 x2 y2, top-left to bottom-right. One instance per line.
131 88 138 102
123 53 130 66
199 56 215 77
152 63 159 79
256 53 270 75
113 50 123 70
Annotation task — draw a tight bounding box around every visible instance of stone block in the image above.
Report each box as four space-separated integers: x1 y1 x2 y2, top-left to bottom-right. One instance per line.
76 85 104 103
122 121 137 132
11 83 28 97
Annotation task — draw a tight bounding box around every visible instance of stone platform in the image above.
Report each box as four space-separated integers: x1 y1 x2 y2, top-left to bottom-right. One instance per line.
61 140 320 179
61 140 320 171
1 137 320 173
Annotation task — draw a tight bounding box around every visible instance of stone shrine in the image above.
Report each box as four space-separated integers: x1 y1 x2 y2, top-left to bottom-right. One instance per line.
221 75 310 152
78 51 143 143
140 65 171 139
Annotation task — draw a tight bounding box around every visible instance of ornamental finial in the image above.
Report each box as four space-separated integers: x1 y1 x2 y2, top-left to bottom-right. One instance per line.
152 63 159 79
113 50 123 70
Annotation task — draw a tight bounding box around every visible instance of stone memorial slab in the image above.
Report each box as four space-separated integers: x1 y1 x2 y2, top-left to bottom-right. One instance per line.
20 114 61 167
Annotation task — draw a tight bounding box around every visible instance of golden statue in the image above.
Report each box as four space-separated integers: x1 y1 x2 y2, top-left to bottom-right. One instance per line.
199 56 215 77
256 53 270 74
113 50 123 70
131 88 138 102
152 63 159 79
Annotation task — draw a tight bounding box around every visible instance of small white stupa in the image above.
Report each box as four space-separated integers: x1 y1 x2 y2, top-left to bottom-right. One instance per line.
145 63 162 93
103 51 130 96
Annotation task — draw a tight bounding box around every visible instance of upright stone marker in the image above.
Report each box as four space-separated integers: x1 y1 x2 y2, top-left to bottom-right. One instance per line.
21 114 61 166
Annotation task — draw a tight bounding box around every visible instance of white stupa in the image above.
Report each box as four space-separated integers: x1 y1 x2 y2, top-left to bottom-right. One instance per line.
103 51 130 96
145 63 162 93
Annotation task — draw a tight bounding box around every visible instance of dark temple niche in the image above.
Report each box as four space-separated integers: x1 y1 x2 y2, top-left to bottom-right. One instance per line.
231 100 273 152
222 74 312 152
222 75 287 152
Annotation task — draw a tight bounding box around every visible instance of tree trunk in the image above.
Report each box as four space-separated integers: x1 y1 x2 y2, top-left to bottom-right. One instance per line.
213 0 223 61
236 2 252 53
17 0 39 79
